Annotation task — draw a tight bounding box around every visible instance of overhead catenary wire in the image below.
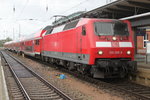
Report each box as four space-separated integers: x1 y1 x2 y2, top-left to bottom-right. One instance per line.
46 0 48 12
17 0 92 23
12 0 16 19
60 0 89 15
47 0 90 24
7 0 108 39
17 0 30 19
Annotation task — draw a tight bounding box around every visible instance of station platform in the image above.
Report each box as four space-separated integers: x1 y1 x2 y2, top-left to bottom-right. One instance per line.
135 54 150 62
132 62 150 86
0 57 9 100
138 62 150 68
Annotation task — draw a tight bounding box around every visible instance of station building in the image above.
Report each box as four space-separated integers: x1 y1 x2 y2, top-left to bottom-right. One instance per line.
137 28 150 54
84 0 150 55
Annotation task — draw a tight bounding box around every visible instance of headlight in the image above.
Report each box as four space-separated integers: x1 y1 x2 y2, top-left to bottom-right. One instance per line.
127 51 131 55
98 51 103 55
112 36 117 41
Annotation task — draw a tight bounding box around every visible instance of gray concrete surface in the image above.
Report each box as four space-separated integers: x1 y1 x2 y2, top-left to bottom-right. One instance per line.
135 54 150 63
0 57 9 100
146 55 150 63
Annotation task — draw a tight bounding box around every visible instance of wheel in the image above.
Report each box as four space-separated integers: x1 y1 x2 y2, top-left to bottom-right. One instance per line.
68 62 75 71
22 53 25 58
77 64 89 75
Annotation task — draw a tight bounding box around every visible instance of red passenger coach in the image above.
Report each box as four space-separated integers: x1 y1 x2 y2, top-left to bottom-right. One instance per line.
4 26 52 57
4 41 13 50
20 26 52 57
41 18 137 78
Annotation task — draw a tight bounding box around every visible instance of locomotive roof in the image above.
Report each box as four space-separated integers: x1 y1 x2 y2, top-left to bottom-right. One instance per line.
4 41 13 45
54 18 101 27
4 40 19 45
53 18 120 27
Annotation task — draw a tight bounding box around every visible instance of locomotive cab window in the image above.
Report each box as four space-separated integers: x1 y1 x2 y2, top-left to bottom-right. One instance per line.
82 26 86 36
113 22 129 36
94 21 129 36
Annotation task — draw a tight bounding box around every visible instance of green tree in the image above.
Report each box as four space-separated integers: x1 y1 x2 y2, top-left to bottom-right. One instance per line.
0 37 12 47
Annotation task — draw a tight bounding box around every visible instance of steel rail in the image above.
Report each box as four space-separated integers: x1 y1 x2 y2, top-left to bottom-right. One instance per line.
63 69 150 100
5 51 150 100
30 54 150 100
1 51 31 100
4 51 73 100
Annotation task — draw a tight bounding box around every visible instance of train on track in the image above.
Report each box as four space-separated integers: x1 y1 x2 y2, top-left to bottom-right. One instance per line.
4 18 137 78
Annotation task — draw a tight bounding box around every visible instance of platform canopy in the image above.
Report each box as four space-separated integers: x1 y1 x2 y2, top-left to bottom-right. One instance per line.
52 0 150 26
85 0 150 19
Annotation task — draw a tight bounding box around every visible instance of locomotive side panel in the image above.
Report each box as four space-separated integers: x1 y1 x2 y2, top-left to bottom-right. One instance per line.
42 27 90 64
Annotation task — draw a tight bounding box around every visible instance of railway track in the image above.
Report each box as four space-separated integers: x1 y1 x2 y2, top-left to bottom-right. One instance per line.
18 53 150 100
1 51 73 100
61 69 150 100
3 64 25 100
3 51 150 100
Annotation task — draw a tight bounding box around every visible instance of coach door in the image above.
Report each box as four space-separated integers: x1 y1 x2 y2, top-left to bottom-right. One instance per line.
34 39 40 53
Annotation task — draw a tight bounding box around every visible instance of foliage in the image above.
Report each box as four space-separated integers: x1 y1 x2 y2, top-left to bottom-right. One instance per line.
0 37 12 47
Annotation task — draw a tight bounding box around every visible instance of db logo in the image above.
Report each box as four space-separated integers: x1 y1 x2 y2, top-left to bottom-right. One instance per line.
111 42 119 47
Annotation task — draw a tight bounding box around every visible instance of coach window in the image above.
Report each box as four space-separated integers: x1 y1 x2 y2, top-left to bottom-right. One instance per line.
35 40 40 45
82 26 86 36
21 42 24 46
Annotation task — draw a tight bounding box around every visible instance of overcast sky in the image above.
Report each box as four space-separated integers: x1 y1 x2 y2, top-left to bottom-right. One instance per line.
0 0 116 40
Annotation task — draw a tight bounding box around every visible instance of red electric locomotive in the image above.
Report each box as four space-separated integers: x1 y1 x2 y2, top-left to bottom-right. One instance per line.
4 18 137 78
42 18 136 78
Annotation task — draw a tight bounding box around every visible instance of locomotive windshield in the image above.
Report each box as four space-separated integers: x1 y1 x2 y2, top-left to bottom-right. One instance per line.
94 21 129 36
